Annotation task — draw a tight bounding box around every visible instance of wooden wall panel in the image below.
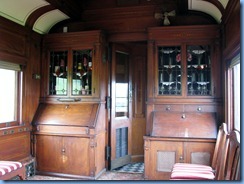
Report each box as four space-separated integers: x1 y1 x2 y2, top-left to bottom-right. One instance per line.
22 34 41 125
0 29 26 57
131 118 146 162
0 132 31 160
222 0 240 58
131 43 146 162
0 17 41 161
0 17 28 65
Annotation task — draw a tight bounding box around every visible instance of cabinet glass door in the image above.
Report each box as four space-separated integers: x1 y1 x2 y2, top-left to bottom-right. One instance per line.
72 50 93 96
158 46 182 95
49 51 68 95
187 45 211 96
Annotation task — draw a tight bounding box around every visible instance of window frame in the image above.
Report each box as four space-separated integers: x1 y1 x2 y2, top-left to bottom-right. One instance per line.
0 69 23 128
227 54 240 132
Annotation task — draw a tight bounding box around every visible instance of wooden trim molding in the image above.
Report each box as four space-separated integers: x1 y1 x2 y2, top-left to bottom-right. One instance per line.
0 125 32 137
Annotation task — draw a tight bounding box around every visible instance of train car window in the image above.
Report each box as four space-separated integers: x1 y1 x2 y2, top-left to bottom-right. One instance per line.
228 54 240 132
0 61 22 127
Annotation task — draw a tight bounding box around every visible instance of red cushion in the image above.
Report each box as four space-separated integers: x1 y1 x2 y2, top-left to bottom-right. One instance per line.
173 163 212 169
170 170 215 180
0 161 22 176
173 164 213 172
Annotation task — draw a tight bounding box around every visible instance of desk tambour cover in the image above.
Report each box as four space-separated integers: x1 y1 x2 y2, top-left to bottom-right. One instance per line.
33 103 99 128
151 112 217 139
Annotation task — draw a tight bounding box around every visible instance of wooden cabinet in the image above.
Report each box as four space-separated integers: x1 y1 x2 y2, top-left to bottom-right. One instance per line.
41 30 106 102
32 103 106 179
34 30 107 179
147 25 221 101
144 111 217 180
145 27 222 180
144 137 215 180
34 134 105 178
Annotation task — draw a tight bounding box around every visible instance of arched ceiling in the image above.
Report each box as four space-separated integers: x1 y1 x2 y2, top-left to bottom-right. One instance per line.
0 0 229 34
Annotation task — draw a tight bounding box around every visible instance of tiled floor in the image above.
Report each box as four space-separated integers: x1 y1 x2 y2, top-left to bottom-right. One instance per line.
113 162 144 173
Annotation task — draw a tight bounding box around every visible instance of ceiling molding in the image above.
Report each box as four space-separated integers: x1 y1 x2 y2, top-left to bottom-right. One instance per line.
0 0 49 26
33 9 69 34
188 0 223 23
25 5 56 28
202 0 225 15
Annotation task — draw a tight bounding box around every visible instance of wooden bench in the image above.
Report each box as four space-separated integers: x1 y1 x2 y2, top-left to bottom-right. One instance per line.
0 161 25 180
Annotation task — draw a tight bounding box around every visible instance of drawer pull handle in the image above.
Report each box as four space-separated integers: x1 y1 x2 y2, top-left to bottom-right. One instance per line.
182 114 186 119
197 107 202 111
57 98 81 102
61 148 65 153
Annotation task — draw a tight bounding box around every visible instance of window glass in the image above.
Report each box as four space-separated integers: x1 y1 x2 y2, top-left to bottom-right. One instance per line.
0 69 18 123
233 63 240 131
115 52 129 117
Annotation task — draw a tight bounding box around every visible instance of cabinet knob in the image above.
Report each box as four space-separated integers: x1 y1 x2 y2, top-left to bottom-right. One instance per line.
179 156 184 162
166 106 171 111
197 106 202 111
61 148 65 153
181 114 186 119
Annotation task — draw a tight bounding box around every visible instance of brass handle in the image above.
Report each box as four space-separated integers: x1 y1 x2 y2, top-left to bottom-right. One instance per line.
57 98 81 102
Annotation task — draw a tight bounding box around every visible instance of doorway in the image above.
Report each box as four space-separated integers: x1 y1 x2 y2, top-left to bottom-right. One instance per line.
108 42 147 171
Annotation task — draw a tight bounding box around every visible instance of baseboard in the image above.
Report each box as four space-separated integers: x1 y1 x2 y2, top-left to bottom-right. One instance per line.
131 155 144 163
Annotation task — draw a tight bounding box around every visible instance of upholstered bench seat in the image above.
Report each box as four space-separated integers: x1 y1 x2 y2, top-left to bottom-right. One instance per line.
170 170 215 180
173 163 213 171
0 161 25 180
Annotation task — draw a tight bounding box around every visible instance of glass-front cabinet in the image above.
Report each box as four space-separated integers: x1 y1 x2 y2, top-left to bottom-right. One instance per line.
187 45 211 96
157 44 212 97
42 30 105 102
49 49 93 97
158 46 182 95
49 50 68 96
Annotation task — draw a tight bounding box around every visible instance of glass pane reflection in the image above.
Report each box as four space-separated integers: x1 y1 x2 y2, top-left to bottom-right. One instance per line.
115 52 129 117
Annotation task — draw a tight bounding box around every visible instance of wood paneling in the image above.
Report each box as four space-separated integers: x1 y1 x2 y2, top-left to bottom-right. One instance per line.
131 118 146 162
0 17 29 65
130 43 146 162
22 33 42 125
49 1 216 34
0 17 41 162
0 132 31 160
222 0 240 59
